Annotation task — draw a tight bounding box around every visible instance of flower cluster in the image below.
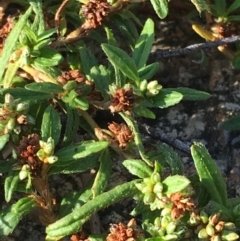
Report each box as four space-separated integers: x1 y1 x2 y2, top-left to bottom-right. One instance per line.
109 88 135 113
0 94 34 135
82 0 111 29
108 122 134 148
106 219 144 241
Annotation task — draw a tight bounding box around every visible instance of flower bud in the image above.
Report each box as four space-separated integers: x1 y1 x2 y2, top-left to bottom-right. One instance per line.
161 216 171 229
142 184 153 194
44 155 58 164
154 217 161 227
44 137 55 155
151 172 161 183
147 80 161 90
198 228 208 239
146 89 160 97
143 192 155 204
16 103 29 112
215 221 224 232
188 216 200 226
5 94 14 104
139 79 148 91
206 223 215 236
211 235 222 241
221 230 239 241
209 213 220 226
162 234 178 240
153 182 163 194
200 210 209 224
161 208 172 217
19 164 30 180
7 118 15 131
224 222 236 231
166 222 177 234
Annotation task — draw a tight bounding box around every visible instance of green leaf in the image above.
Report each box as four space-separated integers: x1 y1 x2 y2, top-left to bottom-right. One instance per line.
167 87 211 101
123 159 152 178
25 82 63 94
191 143 227 206
79 46 98 77
29 0 45 34
0 197 36 237
92 149 111 197
0 7 32 83
132 18 155 69
46 180 139 238
150 89 183 108
53 141 109 167
37 28 57 42
34 47 63 67
150 0 168 19
3 88 51 103
162 175 191 195
158 144 183 175
3 60 22 88
138 62 159 81
41 105 61 144
49 153 99 175
133 106 156 119
71 96 89 110
90 65 110 99
213 0 226 16
60 105 79 147
220 115 240 131
191 0 210 13
101 43 140 85
104 26 118 46
227 15 240 22
4 170 19 202
0 134 10 151
113 16 139 48
227 0 240 14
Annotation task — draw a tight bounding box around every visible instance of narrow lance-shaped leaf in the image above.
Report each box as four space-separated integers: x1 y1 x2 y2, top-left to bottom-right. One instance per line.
220 115 240 131
41 105 61 145
190 0 210 13
46 180 140 238
4 170 19 202
166 87 211 101
191 142 227 206
0 197 36 237
53 141 109 167
0 7 32 83
150 0 168 19
138 62 159 81
132 18 155 69
0 134 10 151
159 144 183 175
150 89 183 108
92 149 111 197
101 43 140 85
123 159 152 178
162 175 190 195
25 82 64 94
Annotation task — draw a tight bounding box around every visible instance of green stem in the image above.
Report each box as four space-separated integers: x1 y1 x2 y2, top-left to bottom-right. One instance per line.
120 112 153 166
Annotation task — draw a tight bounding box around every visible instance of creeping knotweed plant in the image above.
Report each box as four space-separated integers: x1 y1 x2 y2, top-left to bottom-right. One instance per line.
0 0 239 241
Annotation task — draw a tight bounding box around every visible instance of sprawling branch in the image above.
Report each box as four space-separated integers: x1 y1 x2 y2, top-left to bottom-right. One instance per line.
150 35 240 59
